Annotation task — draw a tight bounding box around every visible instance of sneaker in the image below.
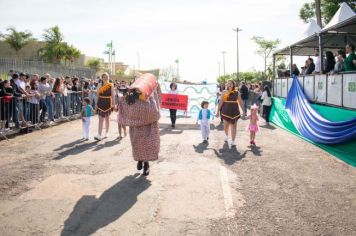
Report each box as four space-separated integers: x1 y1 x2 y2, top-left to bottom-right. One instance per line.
103 133 108 139
251 141 256 145
143 162 150 176
231 140 236 147
224 136 228 142
250 140 253 145
203 140 208 144
137 161 143 170
94 135 102 141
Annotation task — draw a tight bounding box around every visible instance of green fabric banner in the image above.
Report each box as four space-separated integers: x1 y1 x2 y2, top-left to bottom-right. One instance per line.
270 97 356 167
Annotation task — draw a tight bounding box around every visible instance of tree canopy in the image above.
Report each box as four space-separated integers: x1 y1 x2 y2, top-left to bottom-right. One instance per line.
86 58 101 72
2 27 34 56
39 26 81 64
251 36 281 79
299 0 356 25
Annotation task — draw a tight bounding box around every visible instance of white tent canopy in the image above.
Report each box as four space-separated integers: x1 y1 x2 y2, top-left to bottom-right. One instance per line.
323 2 356 30
274 3 356 56
302 19 321 38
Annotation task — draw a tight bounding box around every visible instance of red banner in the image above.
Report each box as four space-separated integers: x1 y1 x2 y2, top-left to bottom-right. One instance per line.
161 93 188 111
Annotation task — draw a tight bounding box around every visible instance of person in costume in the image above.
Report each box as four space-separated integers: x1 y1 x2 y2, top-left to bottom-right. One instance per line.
120 73 161 176
94 73 115 141
246 104 259 145
196 101 211 143
216 79 244 147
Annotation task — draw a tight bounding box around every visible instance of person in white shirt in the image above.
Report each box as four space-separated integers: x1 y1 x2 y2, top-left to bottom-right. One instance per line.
314 48 321 74
261 85 272 124
168 82 178 128
196 101 211 143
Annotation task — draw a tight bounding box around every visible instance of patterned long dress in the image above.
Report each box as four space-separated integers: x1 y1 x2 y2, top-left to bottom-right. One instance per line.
121 86 161 162
221 90 241 124
97 83 113 117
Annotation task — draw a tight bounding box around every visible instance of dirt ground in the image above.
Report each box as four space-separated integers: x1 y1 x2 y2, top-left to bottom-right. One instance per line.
0 115 355 236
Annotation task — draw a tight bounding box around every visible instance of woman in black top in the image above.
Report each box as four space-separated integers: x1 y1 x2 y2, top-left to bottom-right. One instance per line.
324 51 336 74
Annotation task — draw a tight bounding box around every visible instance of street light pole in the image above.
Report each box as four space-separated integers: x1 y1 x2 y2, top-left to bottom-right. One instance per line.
221 51 226 76
233 28 242 81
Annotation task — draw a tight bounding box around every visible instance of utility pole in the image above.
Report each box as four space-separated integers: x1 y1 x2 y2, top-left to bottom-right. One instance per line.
221 51 226 76
233 28 242 81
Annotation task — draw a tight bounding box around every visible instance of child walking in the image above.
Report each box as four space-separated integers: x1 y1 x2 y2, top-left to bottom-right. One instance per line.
115 92 127 139
247 104 260 145
82 97 93 140
196 101 211 143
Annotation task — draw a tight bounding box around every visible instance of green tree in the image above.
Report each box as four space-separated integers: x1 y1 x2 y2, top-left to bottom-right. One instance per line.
217 71 264 84
3 27 34 57
251 36 281 79
63 43 81 65
86 58 102 72
299 0 356 25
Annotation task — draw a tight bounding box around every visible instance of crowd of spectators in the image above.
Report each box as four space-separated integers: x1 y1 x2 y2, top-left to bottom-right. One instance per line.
0 71 93 132
293 43 356 77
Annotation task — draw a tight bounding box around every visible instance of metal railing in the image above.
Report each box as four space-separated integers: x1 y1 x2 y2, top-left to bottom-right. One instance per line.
0 91 92 140
0 58 95 78
273 73 356 110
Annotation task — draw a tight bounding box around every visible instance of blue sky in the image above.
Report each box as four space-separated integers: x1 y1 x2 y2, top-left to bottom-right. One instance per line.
0 0 307 82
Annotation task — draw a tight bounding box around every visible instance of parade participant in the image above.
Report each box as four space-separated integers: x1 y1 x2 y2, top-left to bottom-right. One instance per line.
216 79 244 147
261 85 272 124
120 73 161 176
82 97 93 140
196 100 211 143
115 84 127 139
168 82 178 128
94 73 115 141
246 104 259 145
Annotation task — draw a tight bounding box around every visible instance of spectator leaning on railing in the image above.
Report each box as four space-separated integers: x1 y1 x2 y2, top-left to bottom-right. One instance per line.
344 43 356 72
38 76 49 123
0 80 15 129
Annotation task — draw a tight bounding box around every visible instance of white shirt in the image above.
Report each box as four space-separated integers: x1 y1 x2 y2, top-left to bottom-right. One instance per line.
169 89 177 94
261 91 272 106
315 56 321 73
16 79 26 91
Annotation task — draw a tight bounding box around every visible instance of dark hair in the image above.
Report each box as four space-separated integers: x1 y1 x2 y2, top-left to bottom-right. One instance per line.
347 43 355 51
337 49 346 59
201 101 209 108
227 79 236 90
12 73 19 79
40 76 47 82
325 51 334 61
170 82 177 90
264 85 271 97
308 58 314 63
83 97 90 104
53 78 61 92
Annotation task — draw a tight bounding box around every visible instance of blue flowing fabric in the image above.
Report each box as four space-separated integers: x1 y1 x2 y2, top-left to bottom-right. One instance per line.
285 77 356 144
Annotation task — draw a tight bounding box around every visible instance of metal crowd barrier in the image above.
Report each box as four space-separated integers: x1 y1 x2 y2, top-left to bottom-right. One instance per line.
273 73 356 110
0 91 89 140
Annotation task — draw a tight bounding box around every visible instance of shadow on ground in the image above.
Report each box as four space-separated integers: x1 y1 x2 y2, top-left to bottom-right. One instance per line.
213 142 247 165
61 174 151 236
53 138 121 160
259 123 276 130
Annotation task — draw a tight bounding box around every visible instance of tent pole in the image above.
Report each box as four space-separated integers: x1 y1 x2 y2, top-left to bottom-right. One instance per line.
318 34 323 74
289 47 293 77
272 54 276 80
